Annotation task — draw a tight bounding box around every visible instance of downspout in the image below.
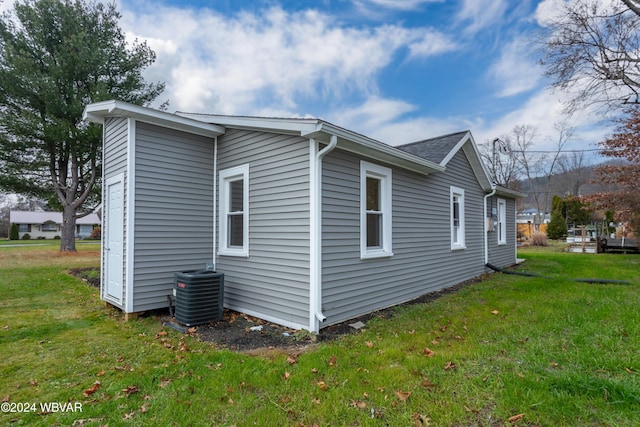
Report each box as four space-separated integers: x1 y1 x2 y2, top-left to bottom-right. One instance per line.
483 185 497 266
212 136 218 270
310 134 338 331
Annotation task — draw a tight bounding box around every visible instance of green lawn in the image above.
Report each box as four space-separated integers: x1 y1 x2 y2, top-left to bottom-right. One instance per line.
1 244 639 426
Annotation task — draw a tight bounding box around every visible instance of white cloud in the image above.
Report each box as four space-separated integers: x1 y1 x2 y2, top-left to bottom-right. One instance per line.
456 0 509 34
119 3 455 115
487 37 541 97
353 0 443 11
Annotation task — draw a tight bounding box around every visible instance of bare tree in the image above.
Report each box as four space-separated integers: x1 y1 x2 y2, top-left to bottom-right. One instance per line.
540 0 640 113
509 123 573 229
555 151 589 196
478 137 520 189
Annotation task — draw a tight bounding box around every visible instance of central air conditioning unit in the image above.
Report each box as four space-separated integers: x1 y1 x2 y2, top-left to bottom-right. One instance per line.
173 269 224 326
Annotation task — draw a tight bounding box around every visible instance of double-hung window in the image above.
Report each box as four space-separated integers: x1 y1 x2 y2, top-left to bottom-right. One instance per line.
361 161 392 259
497 198 507 245
219 164 249 257
450 186 466 250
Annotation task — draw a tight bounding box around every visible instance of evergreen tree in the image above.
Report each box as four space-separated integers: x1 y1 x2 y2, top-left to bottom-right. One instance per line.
0 0 164 251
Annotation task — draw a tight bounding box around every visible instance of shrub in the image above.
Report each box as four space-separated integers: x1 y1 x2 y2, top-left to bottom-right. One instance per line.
9 223 19 240
53 235 61 240
21 233 31 240
89 227 101 240
530 231 548 246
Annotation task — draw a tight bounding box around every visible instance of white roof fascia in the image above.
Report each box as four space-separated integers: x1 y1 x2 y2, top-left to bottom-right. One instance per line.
178 113 445 175
83 100 225 138
439 131 494 191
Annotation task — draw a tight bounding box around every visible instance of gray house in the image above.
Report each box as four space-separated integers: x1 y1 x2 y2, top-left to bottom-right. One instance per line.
83 100 522 332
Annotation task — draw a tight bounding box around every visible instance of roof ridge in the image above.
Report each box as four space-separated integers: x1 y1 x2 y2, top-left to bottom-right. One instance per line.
397 130 469 148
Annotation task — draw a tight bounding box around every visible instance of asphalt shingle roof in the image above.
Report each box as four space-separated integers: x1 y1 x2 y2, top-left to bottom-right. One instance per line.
396 130 469 164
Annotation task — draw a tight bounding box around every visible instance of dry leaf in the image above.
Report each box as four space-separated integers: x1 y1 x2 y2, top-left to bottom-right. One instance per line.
507 413 525 422
350 400 367 409
444 361 456 371
122 385 140 397
83 381 101 397
395 390 412 401
412 413 431 426
286 355 297 365
187 327 197 334
421 377 436 388
284 372 291 380
139 404 148 413
422 347 435 357
29 380 38 387
2 396 9 403
96 370 105 377
317 381 328 391
491 310 499 315
329 356 337 366
160 378 172 388
365 341 373 348
155 330 168 338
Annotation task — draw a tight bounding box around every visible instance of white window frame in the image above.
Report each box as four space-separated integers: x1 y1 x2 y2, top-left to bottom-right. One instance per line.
360 161 393 259
497 198 507 245
450 186 466 250
219 164 249 257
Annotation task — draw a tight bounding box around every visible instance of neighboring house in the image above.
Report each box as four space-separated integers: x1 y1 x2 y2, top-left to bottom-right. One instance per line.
9 211 100 239
83 100 524 332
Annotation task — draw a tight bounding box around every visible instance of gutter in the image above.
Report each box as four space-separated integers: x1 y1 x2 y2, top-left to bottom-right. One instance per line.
309 134 338 332
483 185 497 265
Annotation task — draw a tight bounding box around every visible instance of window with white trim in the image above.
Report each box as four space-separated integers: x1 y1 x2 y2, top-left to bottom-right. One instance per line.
497 198 507 245
361 161 393 259
450 186 466 250
219 164 249 257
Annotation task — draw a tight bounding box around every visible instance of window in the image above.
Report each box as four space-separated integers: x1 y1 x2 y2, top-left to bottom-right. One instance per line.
18 224 31 233
42 221 57 232
219 164 249 257
450 186 466 250
361 161 392 259
497 198 507 245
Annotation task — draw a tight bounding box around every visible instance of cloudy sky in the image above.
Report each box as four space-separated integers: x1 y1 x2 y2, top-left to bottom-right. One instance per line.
3 0 615 159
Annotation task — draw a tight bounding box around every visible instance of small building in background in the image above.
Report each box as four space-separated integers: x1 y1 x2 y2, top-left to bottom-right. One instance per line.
9 211 100 240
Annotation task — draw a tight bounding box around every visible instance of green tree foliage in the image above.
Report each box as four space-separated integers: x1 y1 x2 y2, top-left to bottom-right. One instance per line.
9 223 19 240
0 0 164 251
547 196 567 240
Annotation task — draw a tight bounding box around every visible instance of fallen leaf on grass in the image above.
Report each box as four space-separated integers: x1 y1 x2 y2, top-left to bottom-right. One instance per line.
122 385 140 397
491 310 499 315
160 378 172 388
329 356 337 366
96 370 105 377
286 355 297 365
351 400 367 409
317 381 328 391
444 361 456 371
2 396 9 402
83 381 101 397
139 404 148 413
508 413 525 422
395 391 411 401
284 372 291 380
422 347 435 357
155 330 168 338
187 327 197 334
412 413 431 426
365 341 374 348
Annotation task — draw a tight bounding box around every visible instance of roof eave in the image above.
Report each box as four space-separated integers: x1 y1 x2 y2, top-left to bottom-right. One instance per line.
83 100 225 138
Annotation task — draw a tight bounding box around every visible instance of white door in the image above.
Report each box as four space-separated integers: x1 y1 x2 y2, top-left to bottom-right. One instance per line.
105 175 124 303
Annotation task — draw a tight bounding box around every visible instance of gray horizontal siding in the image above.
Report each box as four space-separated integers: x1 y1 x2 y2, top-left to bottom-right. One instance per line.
321 148 487 326
102 117 129 309
215 129 311 329
487 196 517 268
132 122 215 312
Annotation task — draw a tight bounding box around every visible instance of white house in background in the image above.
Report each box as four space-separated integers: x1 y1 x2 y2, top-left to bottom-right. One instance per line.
9 211 101 239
